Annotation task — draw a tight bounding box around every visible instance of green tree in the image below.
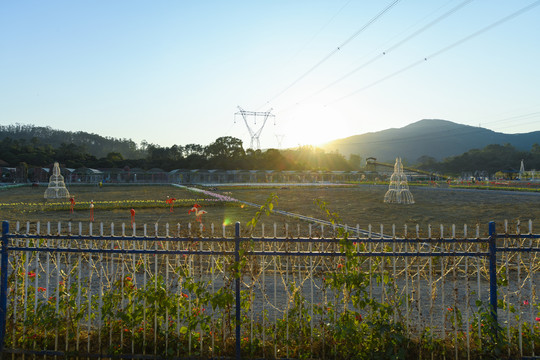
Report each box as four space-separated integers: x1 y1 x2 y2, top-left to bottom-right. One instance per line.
348 154 362 169
205 136 245 159
205 136 245 169
416 155 438 171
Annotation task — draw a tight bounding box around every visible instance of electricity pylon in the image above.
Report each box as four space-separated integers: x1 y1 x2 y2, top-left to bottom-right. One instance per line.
235 106 275 150
275 134 285 149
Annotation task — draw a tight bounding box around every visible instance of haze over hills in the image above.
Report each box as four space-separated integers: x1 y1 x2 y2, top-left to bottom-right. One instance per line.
3 121 540 167
321 119 540 163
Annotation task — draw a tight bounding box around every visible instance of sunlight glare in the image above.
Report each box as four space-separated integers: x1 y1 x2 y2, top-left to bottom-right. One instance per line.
277 103 349 147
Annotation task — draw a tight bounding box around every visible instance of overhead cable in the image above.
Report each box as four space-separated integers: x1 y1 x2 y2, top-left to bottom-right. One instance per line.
330 0 540 104
261 0 402 108
298 0 474 103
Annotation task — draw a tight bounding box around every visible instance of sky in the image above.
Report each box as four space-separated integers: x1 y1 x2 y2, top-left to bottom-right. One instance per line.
1 0 539 150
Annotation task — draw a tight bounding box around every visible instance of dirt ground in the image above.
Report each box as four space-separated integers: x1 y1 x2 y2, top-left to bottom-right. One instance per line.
1 184 539 236
223 185 540 235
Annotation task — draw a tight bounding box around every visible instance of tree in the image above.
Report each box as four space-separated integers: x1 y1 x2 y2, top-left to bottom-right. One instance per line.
205 136 245 159
184 144 204 156
348 154 362 169
416 155 438 170
106 152 124 162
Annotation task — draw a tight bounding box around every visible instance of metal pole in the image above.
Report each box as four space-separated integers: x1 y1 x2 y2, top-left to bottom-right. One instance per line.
488 221 498 325
235 222 241 360
0 221 9 354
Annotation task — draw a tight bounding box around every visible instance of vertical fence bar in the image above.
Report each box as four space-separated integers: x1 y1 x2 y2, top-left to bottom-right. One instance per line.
235 222 241 360
488 221 498 329
0 221 9 354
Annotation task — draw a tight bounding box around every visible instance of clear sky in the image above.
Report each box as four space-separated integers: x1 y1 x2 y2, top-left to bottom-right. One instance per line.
1 0 539 150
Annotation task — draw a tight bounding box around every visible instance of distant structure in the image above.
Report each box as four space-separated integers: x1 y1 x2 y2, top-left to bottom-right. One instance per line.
44 162 70 199
519 159 525 179
275 134 285 149
235 106 275 150
384 157 414 204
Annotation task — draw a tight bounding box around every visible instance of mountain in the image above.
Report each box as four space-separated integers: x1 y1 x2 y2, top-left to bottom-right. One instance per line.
321 119 540 163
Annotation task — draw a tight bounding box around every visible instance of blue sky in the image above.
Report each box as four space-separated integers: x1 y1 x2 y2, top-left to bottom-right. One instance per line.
1 1 539 150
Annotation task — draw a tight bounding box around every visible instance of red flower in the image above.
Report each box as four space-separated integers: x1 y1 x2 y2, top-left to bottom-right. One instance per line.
523 300 530 305
125 276 132 281
28 271 36 278
38 287 46 292
536 317 540 322
447 307 453 312
182 293 188 298
337 263 343 269
356 314 362 322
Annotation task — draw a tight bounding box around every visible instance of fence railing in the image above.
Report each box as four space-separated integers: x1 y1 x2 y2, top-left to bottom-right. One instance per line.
1 220 539 359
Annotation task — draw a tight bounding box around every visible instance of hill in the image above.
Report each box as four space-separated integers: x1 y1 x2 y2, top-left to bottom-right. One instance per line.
0 124 144 159
321 119 540 163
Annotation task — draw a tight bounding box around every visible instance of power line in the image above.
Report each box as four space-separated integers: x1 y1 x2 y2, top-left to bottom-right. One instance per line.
297 0 474 105
266 0 354 82
330 0 540 105
261 0 402 108
482 111 540 127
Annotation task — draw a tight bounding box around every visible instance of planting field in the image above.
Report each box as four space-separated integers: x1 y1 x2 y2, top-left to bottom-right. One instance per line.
223 185 540 234
0 185 287 233
1 183 540 235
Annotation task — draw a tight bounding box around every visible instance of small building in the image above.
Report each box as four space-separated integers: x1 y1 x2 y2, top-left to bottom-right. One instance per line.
72 167 104 183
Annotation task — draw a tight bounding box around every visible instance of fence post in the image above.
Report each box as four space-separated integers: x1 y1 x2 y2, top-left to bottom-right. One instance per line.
488 221 498 325
235 222 241 360
0 221 9 354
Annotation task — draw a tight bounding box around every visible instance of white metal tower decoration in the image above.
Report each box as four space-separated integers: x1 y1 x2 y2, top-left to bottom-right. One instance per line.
235 106 275 150
384 157 415 204
44 162 70 199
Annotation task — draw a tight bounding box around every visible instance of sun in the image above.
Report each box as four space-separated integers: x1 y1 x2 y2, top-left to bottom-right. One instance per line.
275 103 349 148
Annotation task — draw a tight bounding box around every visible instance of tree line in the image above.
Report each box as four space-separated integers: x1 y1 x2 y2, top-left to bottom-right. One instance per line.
0 124 143 159
2 124 540 177
0 135 359 172
415 143 540 175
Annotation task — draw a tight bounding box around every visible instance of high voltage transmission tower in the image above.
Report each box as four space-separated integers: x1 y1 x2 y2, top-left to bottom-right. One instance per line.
234 106 275 150
275 134 285 149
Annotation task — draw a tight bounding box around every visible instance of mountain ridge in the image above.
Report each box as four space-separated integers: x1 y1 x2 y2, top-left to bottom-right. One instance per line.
321 119 540 163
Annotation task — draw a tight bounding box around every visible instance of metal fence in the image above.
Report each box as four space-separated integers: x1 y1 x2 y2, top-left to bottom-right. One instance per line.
0 220 539 359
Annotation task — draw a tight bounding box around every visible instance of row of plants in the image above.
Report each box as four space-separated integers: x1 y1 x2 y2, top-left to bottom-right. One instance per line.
0 199 238 212
5 253 539 359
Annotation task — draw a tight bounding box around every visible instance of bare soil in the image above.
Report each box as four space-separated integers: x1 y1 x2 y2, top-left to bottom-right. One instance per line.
2 184 539 236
